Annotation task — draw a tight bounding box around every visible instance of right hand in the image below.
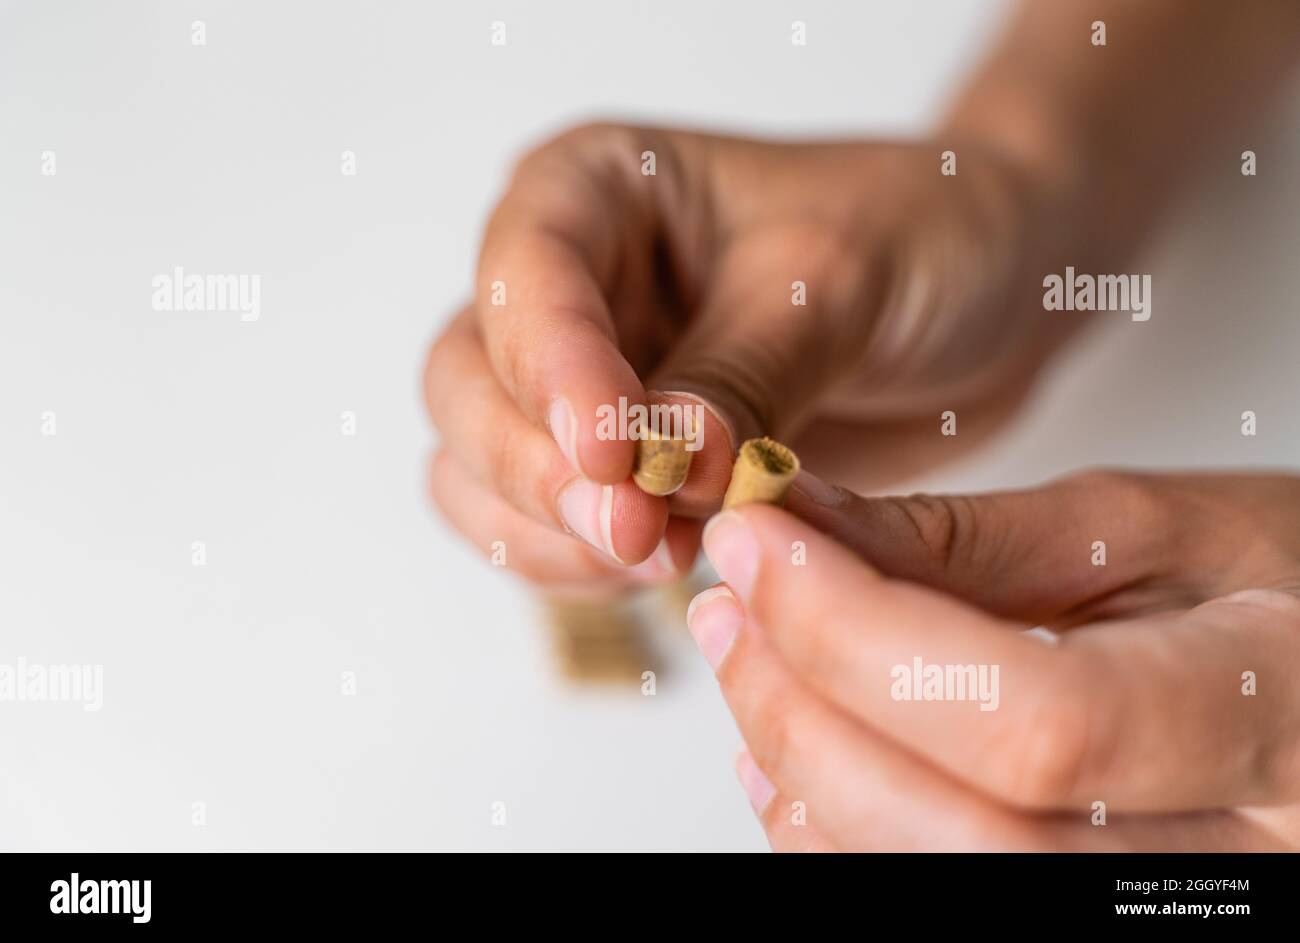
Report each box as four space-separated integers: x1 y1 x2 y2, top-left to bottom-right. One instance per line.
423 123 1080 592
691 470 1300 850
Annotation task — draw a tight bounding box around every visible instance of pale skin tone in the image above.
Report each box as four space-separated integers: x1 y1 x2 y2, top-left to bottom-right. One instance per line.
698 471 1300 850
424 0 1300 848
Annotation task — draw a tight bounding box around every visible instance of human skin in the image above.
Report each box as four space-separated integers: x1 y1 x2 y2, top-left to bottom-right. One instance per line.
424 130 1061 592
423 0 1300 593
692 470 1300 850
423 1 1300 847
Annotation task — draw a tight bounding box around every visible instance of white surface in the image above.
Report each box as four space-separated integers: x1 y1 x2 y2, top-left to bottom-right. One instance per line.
2 0 1298 851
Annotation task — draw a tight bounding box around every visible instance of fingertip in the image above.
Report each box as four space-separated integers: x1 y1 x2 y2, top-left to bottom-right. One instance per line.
663 515 704 574
708 501 793 541
548 394 636 483
605 479 669 566
548 363 643 485
720 500 841 553
701 500 881 606
573 402 637 484
654 391 736 517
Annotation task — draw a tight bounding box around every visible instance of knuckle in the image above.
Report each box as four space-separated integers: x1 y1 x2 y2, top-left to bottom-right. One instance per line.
981 657 1104 809
890 493 981 573
509 121 634 182
424 311 480 425
1066 468 1166 518
490 323 531 402
483 425 538 516
733 222 864 310
422 339 447 419
1064 468 1178 551
508 134 563 180
423 327 445 377
1011 704 1090 809
426 449 455 505
556 120 632 147
663 348 781 437
741 219 845 265
745 687 802 783
769 589 845 684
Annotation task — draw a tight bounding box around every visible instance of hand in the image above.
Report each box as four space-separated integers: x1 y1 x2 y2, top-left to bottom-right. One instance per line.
689 470 1300 850
424 123 1077 590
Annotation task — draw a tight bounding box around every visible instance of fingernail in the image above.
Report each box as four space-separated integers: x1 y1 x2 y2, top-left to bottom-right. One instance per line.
702 510 759 600
628 535 678 582
548 396 582 474
736 748 776 814
558 479 622 562
686 585 742 670
655 389 735 453
791 469 848 508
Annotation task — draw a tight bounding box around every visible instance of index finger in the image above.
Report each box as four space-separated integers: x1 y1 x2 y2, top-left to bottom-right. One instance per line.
474 126 646 484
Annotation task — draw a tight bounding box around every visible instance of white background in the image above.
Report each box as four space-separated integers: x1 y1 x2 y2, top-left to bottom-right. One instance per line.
2 0 1298 851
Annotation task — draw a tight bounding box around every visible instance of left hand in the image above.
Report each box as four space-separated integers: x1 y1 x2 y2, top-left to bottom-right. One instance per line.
688 469 1300 850
423 123 1079 596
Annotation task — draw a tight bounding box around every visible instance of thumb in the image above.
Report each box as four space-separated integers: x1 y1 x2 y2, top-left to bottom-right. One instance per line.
786 469 1187 626
648 230 870 515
